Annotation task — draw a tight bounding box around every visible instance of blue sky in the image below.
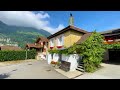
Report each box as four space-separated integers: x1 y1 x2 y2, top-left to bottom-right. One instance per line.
45 11 120 32
0 11 120 33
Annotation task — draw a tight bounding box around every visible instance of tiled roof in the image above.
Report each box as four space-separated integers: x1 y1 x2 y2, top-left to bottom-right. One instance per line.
0 45 22 51
26 43 42 48
35 36 49 43
100 28 120 35
47 25 88 39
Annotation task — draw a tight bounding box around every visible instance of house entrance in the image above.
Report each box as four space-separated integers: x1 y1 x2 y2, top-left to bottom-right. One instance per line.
109 49 120 63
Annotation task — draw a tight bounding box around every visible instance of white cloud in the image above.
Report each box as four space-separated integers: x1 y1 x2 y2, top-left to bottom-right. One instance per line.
0 11 65 33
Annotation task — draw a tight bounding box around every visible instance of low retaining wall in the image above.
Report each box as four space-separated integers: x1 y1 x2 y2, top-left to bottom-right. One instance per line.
47 53 81 71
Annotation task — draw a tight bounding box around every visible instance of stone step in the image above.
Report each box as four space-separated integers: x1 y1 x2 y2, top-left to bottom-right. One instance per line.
76 68 85 72
79 64 84 66
77 65 84 69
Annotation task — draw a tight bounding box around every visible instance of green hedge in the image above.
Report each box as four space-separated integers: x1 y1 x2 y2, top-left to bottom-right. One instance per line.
0 49 36 62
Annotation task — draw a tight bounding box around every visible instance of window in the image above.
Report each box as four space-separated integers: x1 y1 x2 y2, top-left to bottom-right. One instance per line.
58 35 64 46
50 39 54 47
59 36 62 46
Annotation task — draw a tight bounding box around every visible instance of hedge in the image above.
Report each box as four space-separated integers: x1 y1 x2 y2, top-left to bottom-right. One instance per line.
0 49 36 62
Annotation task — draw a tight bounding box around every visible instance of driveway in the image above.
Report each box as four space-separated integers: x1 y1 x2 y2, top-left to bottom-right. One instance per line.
75 63 120 79
0 60 68 79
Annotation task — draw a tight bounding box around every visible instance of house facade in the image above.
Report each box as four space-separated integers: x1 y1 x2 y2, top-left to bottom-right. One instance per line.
47 24 89 71
101 28 120 44
26 36 49 60
48 25 88 50
101 28 120 62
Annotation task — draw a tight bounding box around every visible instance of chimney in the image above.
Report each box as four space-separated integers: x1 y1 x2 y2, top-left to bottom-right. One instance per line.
69 13 74 26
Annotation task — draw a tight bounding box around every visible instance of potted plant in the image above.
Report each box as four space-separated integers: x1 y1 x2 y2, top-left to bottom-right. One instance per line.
55 61 61 69
51 61 56 67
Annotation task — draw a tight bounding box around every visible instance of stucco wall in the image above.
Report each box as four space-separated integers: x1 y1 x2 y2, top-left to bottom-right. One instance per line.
69 30 83 46
47 53 52 64
61 54 80 71
48 30 84 49
64 30 83 47
64 31 71 47
47 53 81 71
47 53 59 64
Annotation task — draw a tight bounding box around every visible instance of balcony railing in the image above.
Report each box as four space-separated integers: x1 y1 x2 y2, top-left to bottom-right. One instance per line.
104 39 120 44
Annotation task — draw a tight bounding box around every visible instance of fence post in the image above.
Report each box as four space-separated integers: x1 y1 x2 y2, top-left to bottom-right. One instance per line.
26 49 27 60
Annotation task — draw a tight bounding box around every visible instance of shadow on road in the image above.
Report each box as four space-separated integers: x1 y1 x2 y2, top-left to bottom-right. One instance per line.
104 61 120 65
0 73 10 79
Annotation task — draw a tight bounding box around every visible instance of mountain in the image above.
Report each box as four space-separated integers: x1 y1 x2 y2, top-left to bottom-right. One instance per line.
0 21 51 48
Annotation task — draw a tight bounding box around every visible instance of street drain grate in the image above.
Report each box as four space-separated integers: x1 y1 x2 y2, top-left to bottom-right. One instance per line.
46 69 51 71
12 69 17 71
28 64 32 65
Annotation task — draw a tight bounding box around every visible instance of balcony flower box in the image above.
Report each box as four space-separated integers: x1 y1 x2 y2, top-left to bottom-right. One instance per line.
57 46 62 48
50 47 54 49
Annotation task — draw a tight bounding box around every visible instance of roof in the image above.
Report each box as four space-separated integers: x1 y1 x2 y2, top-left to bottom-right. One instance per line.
102 32 120 37
0 46 22 51
26 43 42 48
35 36 49 43
100 28 120 35
76 32 92 44
47 25 88 39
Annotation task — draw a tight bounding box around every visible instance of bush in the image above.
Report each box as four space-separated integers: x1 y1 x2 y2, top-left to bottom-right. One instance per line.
0 49 36 62
80 31 105 72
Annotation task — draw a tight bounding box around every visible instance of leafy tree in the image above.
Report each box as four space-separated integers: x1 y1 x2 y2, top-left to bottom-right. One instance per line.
72 31 105 72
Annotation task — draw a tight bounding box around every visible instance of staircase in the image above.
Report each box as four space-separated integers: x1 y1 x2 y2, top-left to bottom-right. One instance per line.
76 62 85 73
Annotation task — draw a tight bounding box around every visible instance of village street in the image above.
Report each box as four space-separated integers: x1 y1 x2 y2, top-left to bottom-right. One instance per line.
0 60 68 79
0 59 120 79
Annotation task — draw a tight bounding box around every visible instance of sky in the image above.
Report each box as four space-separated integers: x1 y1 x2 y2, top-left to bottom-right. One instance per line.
0 11 120 34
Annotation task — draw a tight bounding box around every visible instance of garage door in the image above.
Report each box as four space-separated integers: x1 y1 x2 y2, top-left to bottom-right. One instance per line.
109 49 120 62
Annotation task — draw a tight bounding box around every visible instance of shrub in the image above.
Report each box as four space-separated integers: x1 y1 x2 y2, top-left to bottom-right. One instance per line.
79 31 105 72
0 49 36 62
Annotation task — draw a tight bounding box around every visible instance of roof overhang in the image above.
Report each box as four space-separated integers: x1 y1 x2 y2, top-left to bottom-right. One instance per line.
47 25 88 39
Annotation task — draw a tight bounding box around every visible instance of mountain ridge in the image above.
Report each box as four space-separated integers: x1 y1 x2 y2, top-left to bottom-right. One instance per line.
0 21 51 48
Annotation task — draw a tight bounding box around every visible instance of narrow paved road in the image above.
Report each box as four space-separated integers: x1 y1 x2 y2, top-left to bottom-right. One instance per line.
0 60 68 79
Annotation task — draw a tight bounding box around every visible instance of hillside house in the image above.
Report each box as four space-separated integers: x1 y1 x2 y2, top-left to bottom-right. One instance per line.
26 36 49 60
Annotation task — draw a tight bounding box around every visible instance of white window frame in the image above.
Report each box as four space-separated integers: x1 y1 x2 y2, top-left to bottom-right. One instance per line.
50 39 54 47
57 35 64 46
